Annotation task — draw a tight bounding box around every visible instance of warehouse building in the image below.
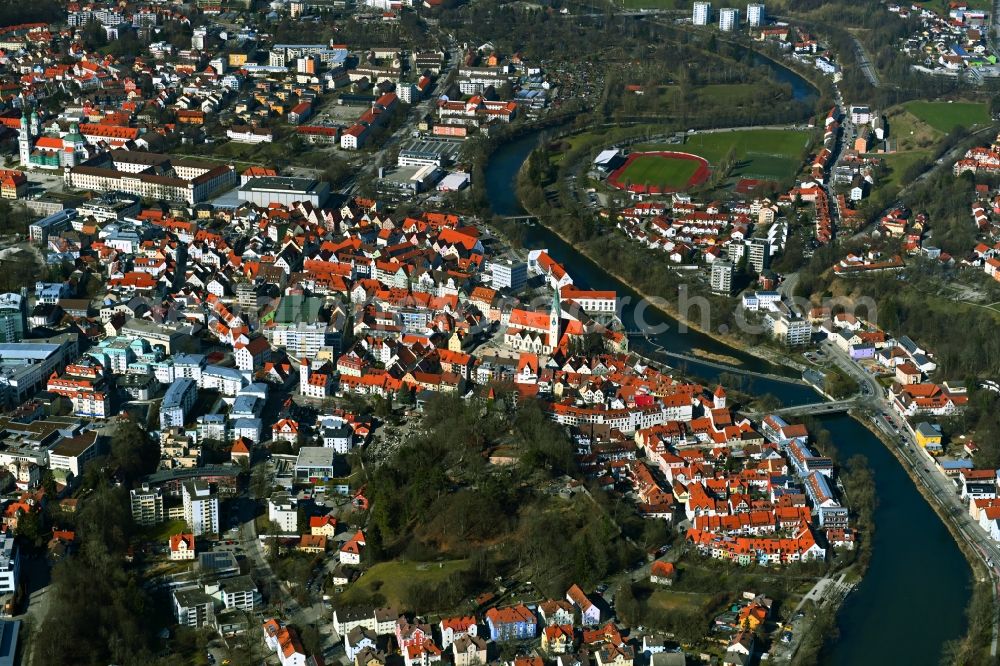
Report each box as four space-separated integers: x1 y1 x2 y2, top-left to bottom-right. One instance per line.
397 137 463 168
237 176 330 207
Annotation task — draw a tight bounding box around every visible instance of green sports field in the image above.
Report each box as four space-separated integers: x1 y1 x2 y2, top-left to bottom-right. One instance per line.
682 129 811 162
902 101 990 133
618 154 702 187
635 129 812 181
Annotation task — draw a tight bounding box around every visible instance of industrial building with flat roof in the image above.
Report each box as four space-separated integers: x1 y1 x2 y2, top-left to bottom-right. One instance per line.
238 176 331 207
397 137 463 168
0 338 75 406
376 164 441 197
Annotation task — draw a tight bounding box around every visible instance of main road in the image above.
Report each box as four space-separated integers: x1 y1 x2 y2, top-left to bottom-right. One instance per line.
822 341 1000 657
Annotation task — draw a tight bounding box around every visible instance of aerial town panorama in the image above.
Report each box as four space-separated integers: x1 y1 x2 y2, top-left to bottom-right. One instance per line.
0 0 997 664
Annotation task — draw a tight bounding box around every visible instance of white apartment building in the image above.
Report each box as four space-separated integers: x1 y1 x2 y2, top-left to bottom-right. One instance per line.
719 7 740 31
710 260 734 295
746 3 765 26
560 288 617 316
182 480 220 536
693 2 712 25
0 532 20 594
319 415 354 453
767 312 812 347
491 259 528 291
206 575 260 612
226 127 274 144
268 493 299 533
161 378 197 430
131 485 164 526
264 322 337 359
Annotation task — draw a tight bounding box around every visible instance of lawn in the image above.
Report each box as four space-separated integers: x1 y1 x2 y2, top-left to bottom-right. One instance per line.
618 154 703 188
648 589 713 613
137 518 189 542
680 129 812 162
902 101 990 133
885 106 943 152
336 559 470 608
877 150 932 189
662 84 763 108
635 129 813 181
549 131 612 166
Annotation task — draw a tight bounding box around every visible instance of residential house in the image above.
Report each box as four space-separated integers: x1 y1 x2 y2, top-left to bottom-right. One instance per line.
340 530 366 565
649 561 676 586
538 600 575 627
452 635 488 666
297 535 327 554
263 618 311 666
345 626 377 661
596 644 634 666
169 533 196 561
915 422 943 453
310 515 338 537
484 604 536 641
440 616 477 649
722 632 754 666
542 624 575 654
566 584 601 625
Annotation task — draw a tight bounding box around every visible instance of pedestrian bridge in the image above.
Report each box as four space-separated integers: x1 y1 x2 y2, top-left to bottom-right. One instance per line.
740 397 859 421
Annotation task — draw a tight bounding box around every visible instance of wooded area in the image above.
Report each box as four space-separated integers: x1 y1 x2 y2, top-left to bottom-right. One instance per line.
353 395 643 604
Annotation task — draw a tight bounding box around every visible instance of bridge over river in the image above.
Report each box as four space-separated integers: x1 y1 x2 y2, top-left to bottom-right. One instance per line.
739 397 860 420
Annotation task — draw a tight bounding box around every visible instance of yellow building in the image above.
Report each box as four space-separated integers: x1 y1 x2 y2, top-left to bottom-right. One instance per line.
310 516 337 537
0 169 27 199
915 422 943 453
541 625 573 654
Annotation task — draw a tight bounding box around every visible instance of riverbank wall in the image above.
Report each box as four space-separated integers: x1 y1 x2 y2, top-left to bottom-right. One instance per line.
510 182 808 375
851 410 990 583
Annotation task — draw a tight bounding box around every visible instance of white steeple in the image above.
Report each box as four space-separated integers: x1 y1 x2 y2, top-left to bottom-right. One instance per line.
549 285 561 351
17 110 30 167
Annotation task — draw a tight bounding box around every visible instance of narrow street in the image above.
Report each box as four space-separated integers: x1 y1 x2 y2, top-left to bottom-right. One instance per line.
821 83 845 235
235 492 339 660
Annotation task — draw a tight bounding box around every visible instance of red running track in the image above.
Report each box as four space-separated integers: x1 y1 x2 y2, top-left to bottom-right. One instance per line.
607 151 711 195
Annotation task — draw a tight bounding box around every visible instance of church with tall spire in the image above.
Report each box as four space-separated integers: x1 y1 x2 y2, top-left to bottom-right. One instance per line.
549 284 562 351
503 284 588 356
17 107 89 170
